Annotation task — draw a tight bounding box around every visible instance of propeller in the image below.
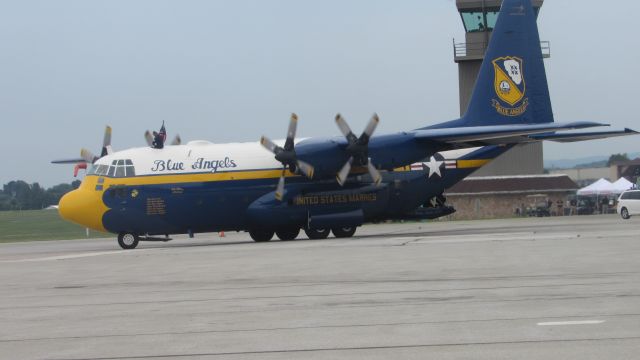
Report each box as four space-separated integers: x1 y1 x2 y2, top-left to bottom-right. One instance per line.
334 113 382 186
170 134 182 145
260 113 315 201
79 125 113 163
144 130 153 147
80 148 98 164
52 125 113 176
52 125 111 164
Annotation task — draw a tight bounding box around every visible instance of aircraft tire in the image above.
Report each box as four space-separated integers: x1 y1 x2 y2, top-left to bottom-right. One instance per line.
621 207 631 220
332 226 357 238
304 228 330 240
118 232 139 250
249 229 274 242
276 228 300 241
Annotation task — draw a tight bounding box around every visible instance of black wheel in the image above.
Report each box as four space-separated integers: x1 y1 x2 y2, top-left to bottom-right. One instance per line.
249 229 274 242
304 228 330 240
332 226 357 238
118 232 139 250
276 228 300 241
621 207 631 220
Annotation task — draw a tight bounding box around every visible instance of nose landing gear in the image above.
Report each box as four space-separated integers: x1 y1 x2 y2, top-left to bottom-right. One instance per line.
117 232 139 249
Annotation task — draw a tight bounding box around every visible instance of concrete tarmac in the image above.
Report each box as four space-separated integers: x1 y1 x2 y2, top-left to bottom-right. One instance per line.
1 215 639 359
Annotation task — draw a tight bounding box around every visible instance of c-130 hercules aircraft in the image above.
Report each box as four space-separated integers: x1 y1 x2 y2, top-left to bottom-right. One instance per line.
57 0 636 249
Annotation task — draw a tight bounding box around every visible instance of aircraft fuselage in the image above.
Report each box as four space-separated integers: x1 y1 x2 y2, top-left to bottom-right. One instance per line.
59 141 494 236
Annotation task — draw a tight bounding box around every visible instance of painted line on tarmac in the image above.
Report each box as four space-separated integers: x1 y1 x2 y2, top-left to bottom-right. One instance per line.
0 250 146 263
389 232 577 245
537 320 605 326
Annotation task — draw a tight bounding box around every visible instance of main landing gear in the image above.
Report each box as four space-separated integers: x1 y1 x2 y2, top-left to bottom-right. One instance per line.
249 229 274 242
276 228 300 241
304 228 330 240
248 226 358 242
331 226 357 238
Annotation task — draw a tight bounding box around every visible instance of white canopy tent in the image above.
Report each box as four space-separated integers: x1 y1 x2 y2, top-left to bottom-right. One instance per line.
612 177 635 194
577 178 614 196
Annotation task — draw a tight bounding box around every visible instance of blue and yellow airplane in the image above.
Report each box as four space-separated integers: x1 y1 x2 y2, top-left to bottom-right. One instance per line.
55 0 636 249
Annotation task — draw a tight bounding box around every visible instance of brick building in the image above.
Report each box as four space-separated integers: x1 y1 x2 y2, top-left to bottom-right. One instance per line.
445 175 578 220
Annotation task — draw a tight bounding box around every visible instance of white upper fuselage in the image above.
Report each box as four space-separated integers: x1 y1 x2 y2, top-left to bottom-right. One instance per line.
93 140 287 177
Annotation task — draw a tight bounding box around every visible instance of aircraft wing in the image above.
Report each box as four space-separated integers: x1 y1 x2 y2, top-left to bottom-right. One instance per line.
528 128 639 143
413 121 609 149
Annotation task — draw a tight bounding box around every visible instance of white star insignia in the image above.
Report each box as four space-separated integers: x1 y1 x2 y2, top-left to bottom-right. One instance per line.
424 156 444 178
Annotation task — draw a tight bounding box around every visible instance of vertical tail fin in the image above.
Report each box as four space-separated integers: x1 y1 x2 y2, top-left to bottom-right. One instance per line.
462 0 553 126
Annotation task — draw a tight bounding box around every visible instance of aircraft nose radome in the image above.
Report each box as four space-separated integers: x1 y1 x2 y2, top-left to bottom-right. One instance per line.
58 189 107 232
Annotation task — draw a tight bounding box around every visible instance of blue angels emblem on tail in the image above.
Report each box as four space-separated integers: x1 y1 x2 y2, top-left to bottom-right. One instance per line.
492 56 529 117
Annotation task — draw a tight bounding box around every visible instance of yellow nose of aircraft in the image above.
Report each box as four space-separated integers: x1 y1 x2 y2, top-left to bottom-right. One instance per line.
58 187 108 232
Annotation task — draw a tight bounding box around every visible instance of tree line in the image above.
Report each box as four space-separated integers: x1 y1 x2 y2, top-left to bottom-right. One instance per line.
0 180 81 211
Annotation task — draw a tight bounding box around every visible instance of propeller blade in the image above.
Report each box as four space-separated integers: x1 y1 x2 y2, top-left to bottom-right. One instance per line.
335 114 352 137
103 126 112 148
80 148 96 164
284 113 298 151
99 126 113 157
275 172 286 201
336 157 353 186
171 134 182 146
260 136 281 154
361 113 379 140
335 114 357 142
144 130 153 147
51 158 86 164
296 160 315 179
367 159 382 186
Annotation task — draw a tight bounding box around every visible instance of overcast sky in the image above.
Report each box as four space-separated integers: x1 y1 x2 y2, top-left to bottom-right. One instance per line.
1 0 638 187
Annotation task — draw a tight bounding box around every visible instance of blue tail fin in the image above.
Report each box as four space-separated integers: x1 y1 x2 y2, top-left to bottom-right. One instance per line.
459 0 553 126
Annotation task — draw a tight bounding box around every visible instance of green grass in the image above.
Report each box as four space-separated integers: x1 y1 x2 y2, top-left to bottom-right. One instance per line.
0 210 109 243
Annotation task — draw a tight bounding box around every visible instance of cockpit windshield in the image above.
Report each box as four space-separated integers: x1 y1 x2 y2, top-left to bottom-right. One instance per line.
87 159 136 177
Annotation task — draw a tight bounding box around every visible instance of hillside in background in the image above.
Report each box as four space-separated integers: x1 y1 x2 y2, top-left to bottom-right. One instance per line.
545 152 640 169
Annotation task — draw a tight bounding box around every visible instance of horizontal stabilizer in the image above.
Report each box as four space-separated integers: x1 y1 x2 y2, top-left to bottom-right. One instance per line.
529 128 639 143
414 121 606 148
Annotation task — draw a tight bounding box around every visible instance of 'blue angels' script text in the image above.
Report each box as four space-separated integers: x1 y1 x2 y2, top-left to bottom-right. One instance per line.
151 157 237 173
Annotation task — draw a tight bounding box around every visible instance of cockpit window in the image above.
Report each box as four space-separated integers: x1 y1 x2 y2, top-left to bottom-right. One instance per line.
125 165 135 176
90 159 136 178
95 165 109 176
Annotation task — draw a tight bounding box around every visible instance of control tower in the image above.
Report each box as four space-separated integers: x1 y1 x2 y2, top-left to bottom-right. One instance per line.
454 0 550 176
